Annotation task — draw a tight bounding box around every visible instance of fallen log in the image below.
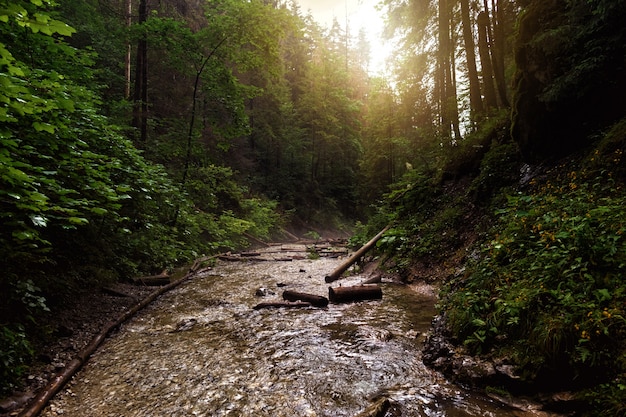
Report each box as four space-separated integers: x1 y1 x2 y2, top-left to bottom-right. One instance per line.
325 225 391 283
253 301 312 310
328 285 382 303
282 290 329 307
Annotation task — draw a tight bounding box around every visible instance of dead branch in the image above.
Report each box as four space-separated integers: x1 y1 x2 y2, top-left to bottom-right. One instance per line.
325 225 390 283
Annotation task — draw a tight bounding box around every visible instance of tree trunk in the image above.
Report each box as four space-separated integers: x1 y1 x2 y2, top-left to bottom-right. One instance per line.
328 285 382 303
478 11 498 109
448 11 462 141
324 225 390 283
437 0 451 139
132 0 148 144
461 0 484 120
125 0 132 99
438 0 461 141
492 0 509 107
282 290 329 307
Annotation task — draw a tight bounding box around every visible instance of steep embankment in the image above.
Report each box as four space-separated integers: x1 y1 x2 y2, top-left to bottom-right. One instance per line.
413 120 626 417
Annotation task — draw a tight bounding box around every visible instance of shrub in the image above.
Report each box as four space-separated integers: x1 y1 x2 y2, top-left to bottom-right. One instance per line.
441 142 626 396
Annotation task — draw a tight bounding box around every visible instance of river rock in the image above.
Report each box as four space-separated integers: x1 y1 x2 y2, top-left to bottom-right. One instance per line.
255 287 275 297
422 315 517 388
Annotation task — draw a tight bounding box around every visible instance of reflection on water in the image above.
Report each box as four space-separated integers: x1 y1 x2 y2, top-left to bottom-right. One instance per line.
41 245 534 416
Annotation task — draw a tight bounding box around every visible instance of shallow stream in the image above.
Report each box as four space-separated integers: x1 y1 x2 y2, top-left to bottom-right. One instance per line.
41 244 546 416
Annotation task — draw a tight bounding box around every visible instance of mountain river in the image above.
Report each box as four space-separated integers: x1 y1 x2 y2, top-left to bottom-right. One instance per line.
40 243 554 417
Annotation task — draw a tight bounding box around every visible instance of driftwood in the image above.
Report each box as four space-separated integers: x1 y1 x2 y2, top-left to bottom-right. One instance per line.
282 290 329 307
18 262 203 417
253 301 312 310
325 225 391 283
328 285 382 303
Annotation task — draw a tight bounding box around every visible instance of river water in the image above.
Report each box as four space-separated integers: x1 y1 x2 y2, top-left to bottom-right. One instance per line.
40 244 547 417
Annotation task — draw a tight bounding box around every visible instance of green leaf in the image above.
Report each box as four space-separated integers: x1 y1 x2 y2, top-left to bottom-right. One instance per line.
32 121 56 133
30 214 47 227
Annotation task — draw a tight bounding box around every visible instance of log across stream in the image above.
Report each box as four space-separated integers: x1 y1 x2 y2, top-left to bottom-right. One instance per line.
38 244 552 417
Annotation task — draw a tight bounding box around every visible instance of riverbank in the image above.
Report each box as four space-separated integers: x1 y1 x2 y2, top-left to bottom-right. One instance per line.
0 282 154 416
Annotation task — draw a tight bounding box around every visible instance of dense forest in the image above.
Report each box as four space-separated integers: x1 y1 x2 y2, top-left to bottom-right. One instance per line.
1 0 626 414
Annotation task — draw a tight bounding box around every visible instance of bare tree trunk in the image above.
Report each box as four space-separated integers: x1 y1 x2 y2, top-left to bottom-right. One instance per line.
132 0 148 144
437 0 451 139
492 0 509 107
438 0 461 141
125 0 132 99
448 8 462 141
477 11 498 110
461 0 484 120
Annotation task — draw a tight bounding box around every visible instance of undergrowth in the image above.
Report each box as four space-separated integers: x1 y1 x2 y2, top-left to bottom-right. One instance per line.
440 119 626 415
364 117 626 414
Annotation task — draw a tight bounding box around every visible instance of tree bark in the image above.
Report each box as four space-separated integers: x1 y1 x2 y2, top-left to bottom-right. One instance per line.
132 0 148 144
492 0 509 107
461 0 484 120
437 0 451 138
124 0 132 99
328 285 382 303
478 11 498 109
325 225 390 283
282 290 329 307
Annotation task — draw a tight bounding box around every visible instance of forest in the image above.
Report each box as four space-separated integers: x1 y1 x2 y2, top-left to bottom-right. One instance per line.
1 0 626 414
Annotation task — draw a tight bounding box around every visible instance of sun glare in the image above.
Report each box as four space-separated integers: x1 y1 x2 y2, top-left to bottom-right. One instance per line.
296 0 393 75
348 1 392 75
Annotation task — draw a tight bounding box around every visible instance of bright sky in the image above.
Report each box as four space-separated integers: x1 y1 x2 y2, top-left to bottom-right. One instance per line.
295 0 392 75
